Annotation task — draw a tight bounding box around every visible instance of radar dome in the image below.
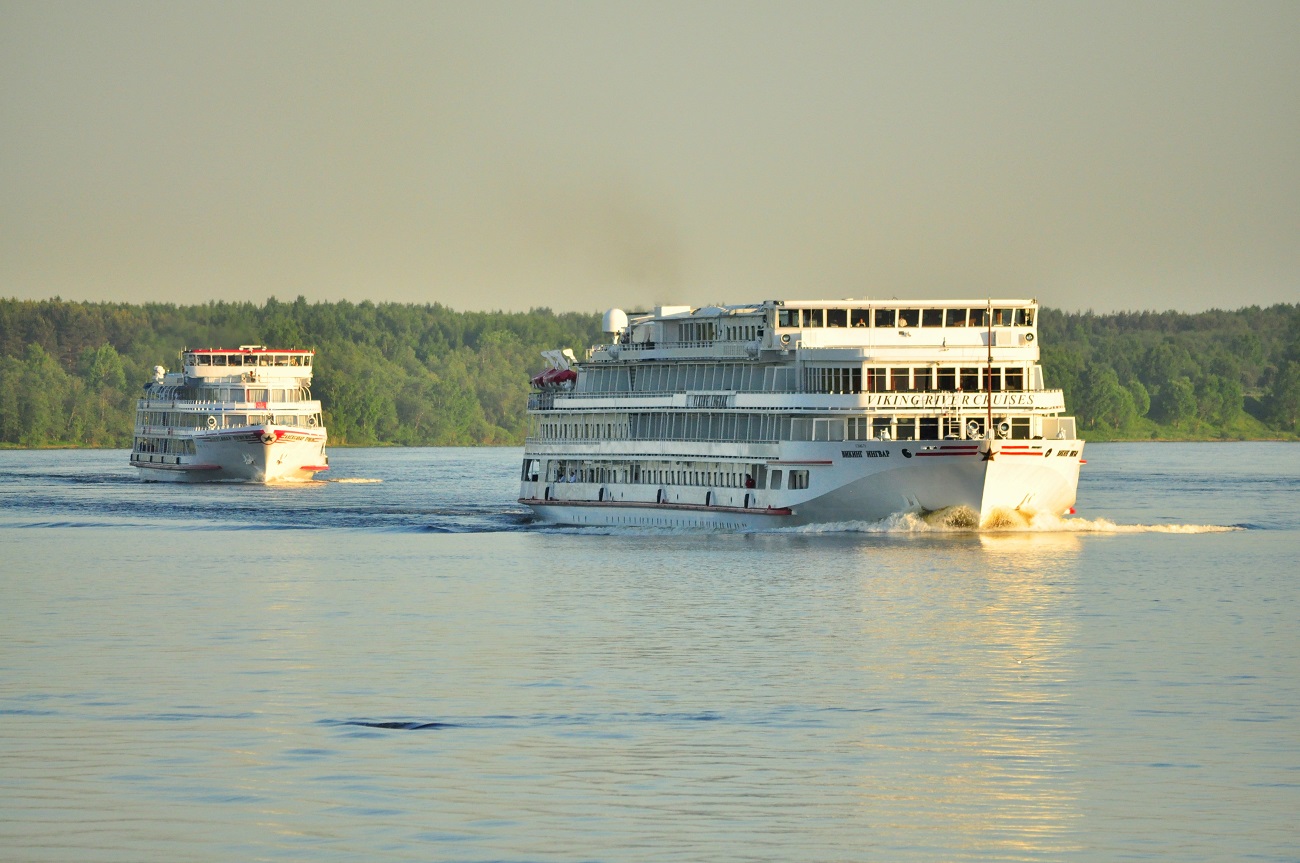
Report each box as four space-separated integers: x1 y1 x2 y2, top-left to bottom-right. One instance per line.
602 308 629 335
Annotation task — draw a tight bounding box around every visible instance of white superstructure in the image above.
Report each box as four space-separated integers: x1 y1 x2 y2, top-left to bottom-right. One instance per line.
131 345 329 482
520 299 1084 528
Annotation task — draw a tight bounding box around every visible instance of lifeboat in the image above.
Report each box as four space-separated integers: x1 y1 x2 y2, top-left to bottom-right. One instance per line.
530 367 578 388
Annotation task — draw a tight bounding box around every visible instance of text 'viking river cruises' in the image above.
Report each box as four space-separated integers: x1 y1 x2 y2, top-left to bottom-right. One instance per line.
520 300 1084 528
131 345 328 482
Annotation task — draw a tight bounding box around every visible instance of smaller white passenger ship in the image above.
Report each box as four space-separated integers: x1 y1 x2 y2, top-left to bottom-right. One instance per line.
131 345 328 482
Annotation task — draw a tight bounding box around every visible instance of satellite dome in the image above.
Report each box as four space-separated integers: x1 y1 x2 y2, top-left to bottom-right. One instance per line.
602 308 629 335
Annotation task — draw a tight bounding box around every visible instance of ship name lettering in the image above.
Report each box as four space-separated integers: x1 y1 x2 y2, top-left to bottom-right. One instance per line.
868 393 1038 408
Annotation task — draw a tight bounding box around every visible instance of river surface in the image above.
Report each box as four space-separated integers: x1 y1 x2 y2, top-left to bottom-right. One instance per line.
1 443 1297 862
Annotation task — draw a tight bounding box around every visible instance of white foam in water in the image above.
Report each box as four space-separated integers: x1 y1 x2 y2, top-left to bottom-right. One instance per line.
330 478 384 484
780 506 1240 535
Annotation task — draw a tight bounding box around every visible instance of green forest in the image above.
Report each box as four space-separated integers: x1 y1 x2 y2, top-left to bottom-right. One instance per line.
1 297 1298 447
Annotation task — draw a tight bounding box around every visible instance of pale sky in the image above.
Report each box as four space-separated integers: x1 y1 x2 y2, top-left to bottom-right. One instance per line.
2 1 1297 313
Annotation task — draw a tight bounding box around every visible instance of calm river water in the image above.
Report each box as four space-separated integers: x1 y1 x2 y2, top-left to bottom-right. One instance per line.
1 443 1297 862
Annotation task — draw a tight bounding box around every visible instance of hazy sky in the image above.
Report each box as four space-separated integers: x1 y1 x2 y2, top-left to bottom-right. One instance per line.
2 1 1297 313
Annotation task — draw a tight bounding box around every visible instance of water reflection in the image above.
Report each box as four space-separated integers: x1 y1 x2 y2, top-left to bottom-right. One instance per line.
841 532 1081 858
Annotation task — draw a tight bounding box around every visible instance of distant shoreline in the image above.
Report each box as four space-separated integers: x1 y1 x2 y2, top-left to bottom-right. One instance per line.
5 438 1297 452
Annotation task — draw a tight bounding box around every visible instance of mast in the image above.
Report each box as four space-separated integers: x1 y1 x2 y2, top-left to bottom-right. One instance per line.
986 299 993 436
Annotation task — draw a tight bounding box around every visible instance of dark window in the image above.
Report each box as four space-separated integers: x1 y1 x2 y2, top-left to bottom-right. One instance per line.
826 309 848 327
874 309 895 327
945 308 967 327
922 309 943 327
851 309 871 328
898 309 919 327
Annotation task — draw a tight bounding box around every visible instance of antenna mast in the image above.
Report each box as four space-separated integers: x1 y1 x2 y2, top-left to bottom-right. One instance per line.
986 299 993 436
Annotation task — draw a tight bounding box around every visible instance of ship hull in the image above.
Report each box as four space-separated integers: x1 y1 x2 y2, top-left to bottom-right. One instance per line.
133 427 328 483
520 438 1084 529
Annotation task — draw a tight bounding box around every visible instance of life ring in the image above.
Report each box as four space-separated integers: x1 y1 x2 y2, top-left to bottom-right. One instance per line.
206 415 217 429
780 333 791 345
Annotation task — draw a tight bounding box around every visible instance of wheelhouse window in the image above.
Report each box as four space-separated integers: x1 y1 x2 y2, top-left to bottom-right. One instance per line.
922 309 943 327
804 309 824 327
826 309 848 327
850 309 871 328
897 309 919 327
778 309 800 327
874 309 895 327
969 307 989 327
945 308 967 327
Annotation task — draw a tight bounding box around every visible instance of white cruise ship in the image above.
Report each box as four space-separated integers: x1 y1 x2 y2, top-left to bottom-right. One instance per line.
131 345 329 482
520 300 1084 529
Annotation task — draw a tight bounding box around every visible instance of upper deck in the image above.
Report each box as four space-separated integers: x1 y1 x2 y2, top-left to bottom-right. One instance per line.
183 345 315 383
590 299 1040 364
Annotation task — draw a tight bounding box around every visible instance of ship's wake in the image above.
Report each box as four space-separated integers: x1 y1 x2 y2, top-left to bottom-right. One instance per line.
788 506 1241 535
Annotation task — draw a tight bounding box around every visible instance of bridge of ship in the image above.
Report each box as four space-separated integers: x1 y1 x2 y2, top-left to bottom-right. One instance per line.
183 346 315 380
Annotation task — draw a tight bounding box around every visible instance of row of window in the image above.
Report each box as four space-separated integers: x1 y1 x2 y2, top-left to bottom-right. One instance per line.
582 362 798 394
526 458 810 492
777 307 1034 329
530 411 1035 443
671 321 765 343
132 436 197 455
137 411 323 429
579 362 1039 396
806 365 1028 394
186 353 312 367
192 386 312 403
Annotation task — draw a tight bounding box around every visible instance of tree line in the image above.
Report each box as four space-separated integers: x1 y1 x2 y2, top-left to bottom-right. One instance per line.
1 297 1297 447
1039 304 1300 439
